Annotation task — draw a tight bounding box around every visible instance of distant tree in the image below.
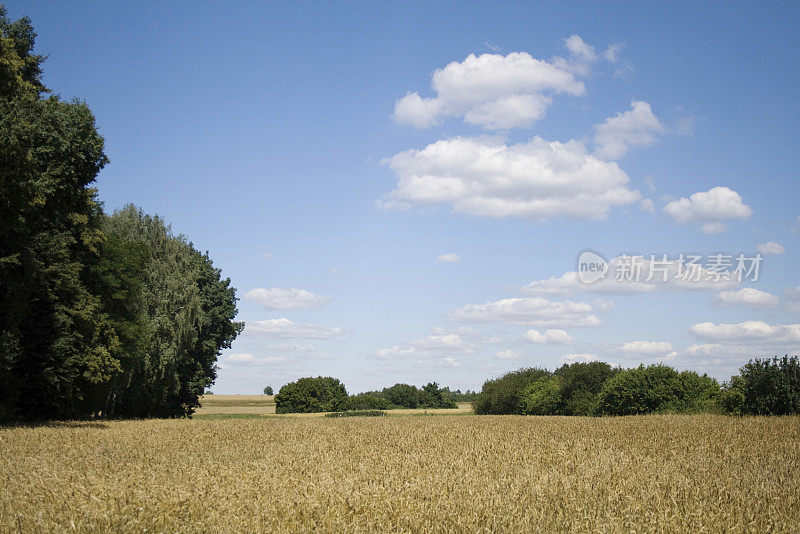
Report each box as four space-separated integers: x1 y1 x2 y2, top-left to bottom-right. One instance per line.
382 383 420 408
345 393 391 411
725 356 800 415
420 382 457 408
274 377 348 414
521 377 563 415
263 386 273 395
554 361 619 416
473 368 551 415
597 364 719 416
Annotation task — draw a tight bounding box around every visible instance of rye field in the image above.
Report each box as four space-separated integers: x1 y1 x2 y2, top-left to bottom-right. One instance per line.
1 413 799 532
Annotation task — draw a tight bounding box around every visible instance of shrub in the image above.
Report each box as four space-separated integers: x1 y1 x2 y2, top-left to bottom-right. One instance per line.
382 383 420 408
473 368 551 415
346 393 392 411
554 361 619 416
274 377 348 414
521 377 563 415
597 364 720 416
420 382 458 409
731 355 800 415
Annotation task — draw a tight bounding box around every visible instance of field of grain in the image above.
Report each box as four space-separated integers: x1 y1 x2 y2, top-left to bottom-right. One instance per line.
1 415 798 532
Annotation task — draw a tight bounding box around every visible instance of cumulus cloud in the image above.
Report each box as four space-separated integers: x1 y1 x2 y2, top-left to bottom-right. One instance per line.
687 320 800 361
393 47 587 130
701 222 728 234
243 287 331 310
494 349 523 360
662 187 752 232
375 327 490 359
244 318 343 339
381 136 640 219
716 288 779 308
437 253 461 263
593 100 666 160
757 241 785 255
524 328 576 344
449 296 603 328
522 255 738 296
690 320 800 343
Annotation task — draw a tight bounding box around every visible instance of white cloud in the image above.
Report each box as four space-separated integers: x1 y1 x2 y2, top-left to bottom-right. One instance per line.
449 296 602 328
639 198 655 212
522 255 738 296
376 327 489 359
687 320 800 361
244 318 343 339
564 35 597 62
494 349 524 360
443 357 461 367
716 288 779 308
243 287 331 310
393 46 588 130
619 341 674 355
524 328 576 344
437 253 461 263
593 100 666 160
663 187 752 230
260 252 274 260
560 353 598 364
381 136 640 220
690 320 800 343
757 241 785 255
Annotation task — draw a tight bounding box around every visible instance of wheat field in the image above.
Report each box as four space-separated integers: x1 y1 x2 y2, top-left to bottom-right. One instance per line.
1 415 798 532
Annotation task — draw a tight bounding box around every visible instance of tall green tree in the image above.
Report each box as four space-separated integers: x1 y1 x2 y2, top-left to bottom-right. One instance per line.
0 7 115 419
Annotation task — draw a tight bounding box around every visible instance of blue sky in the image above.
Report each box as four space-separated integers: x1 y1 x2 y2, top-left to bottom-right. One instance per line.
10 1 799 393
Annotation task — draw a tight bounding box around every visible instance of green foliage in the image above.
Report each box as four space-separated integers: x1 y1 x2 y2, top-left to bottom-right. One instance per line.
0 8 115 419
275 377 349 414
263 386 273 395
597 364 720 416
521 377 563 415
473 368 551 415
419 382 458 408
554 362 619 416
728 356 800 415
345 393 392 411
381 383 420 408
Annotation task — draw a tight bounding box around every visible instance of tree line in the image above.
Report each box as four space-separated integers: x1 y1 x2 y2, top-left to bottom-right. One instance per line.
273 356 799 417
274 378 472 414
473 356 800 416
0 8 242 421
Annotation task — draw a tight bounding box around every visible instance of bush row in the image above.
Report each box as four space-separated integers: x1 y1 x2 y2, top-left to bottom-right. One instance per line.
473 356 800 416
274 378 462 414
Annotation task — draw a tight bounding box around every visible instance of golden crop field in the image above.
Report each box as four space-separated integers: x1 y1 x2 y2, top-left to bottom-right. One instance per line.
1 415 799 532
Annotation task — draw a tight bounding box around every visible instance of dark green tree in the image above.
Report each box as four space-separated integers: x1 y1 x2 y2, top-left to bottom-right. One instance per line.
554 361 619 415
727 356 800 415
263 386 273 395
0 7 116 420
473 367 551 415
274 377 349 414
